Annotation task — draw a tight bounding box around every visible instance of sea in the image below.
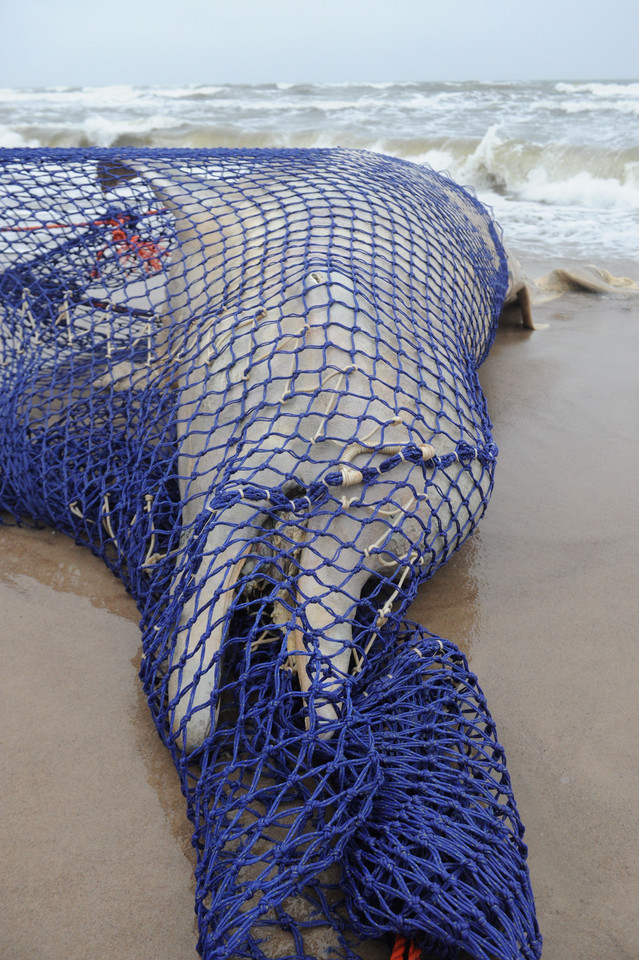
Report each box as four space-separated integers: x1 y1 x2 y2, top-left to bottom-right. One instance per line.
1 79 638 269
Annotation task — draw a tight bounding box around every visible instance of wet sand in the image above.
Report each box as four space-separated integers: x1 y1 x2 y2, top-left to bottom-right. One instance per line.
2 262 638 960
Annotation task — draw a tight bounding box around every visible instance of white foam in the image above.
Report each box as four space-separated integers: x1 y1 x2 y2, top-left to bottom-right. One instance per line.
156 85 226 99
556 81 639 99
0 125 39 148
536 97 639 116
353 81 420 90
79 113 184 147
486 193 639 261
437 127 639 212
519 168 639 210
5 85 144 107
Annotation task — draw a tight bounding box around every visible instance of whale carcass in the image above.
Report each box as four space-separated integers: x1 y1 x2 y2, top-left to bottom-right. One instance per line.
99 151 510 752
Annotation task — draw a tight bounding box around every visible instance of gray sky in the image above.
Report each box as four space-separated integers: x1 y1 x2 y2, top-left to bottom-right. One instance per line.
1 0 637 87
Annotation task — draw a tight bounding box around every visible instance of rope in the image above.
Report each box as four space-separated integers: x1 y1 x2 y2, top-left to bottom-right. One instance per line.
390 935 421 960
0 207 164 232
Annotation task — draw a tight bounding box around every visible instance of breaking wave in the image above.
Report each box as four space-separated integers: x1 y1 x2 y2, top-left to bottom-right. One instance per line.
5 125 637 214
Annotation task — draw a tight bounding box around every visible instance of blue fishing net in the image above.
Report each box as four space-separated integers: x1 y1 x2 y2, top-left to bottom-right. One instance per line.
0 147 541 960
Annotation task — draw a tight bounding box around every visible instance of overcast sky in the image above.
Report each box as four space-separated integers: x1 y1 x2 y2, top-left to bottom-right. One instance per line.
1 0 637 88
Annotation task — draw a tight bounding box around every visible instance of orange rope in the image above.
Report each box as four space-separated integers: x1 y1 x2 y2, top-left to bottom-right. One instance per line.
390 934 421 960
407 941 421 960
100 221 167 274
0 208 164 233
4 210 168 277
390 935 408 960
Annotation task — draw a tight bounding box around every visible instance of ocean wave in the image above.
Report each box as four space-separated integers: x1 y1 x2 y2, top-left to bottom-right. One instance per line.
474 130 639 209
535 97 639 116
2 119 638 215
0 84 154 107
386 128 639 212
158 85 227 100
4 80 637 150
0 125 40 148
556 81 639 99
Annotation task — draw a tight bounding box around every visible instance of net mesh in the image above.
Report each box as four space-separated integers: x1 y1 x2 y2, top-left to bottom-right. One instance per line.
0 147 541 960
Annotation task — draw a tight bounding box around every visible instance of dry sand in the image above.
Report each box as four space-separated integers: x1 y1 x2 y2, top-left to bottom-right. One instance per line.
1 262 638 960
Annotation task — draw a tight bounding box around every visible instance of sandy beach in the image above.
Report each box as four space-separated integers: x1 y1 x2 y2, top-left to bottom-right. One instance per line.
1 256 638 960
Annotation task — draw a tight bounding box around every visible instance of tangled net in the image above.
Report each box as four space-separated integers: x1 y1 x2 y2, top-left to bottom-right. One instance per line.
0 147 541 960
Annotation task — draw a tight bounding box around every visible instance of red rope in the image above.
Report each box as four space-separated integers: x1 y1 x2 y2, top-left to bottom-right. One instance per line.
407 941 421 960
390 934 421 960
93 219 167 275
3 209 168 277
390 935 407 960
0 208 164 233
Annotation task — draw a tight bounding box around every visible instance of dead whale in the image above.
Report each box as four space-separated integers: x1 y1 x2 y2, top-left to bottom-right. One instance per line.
99 153 512 752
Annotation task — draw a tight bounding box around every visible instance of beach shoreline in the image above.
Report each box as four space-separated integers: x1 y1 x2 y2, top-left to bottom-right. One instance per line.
1 257 638 959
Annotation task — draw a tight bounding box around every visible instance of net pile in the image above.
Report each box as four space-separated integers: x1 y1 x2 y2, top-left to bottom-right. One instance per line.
0 147 541 960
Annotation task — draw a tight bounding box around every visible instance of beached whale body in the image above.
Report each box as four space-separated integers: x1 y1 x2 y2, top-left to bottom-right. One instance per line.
100 153 508 752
